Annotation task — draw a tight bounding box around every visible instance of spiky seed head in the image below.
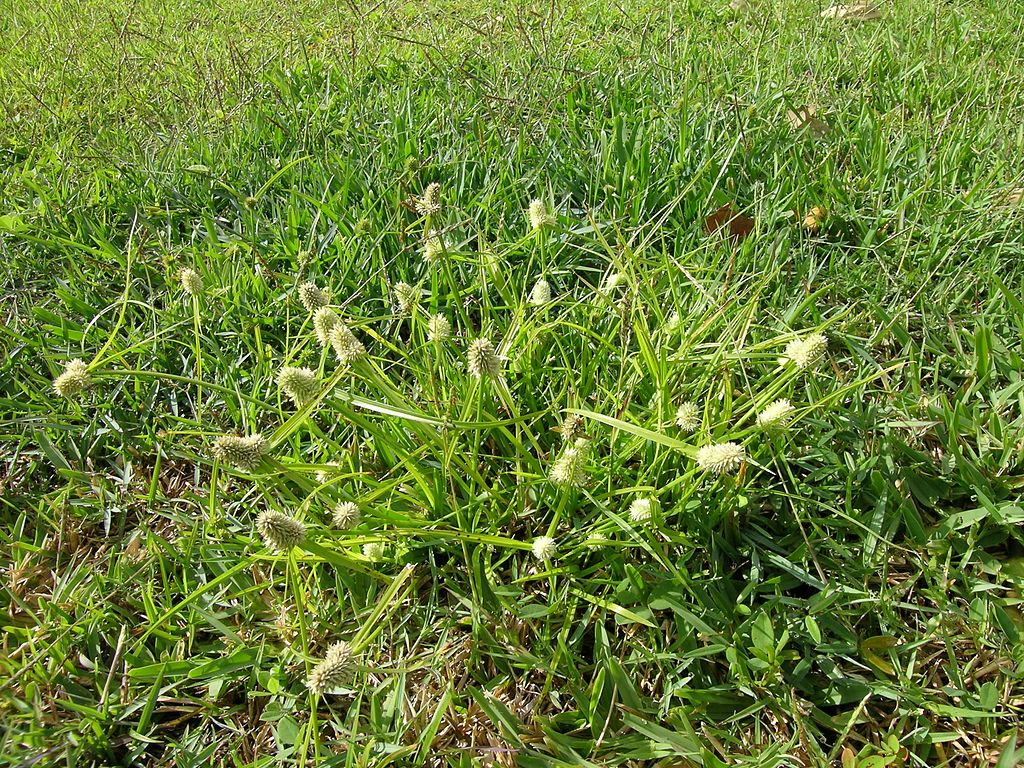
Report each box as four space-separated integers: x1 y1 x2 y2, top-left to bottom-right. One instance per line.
332 501 360 529
757 399 795 430
629 497 656 524
53 359 92 398
782 333 828 369
529 278 552 306
393 281 418 314
179 267 202 296
549 445 587 488
307 641 355 696
528 199 554 230
559 412 585 443
362 541 385 561
329 324 366 365
532 536 557 562
696 442 745 475
298 281 330 313
278 366 318 406
422 231 445 263
467 338 501 379
212 434 267 470
415 182 442 216
675 402 700 432
313 307 340 347
256 510 305 552
403 156 420 176
428 313 451 342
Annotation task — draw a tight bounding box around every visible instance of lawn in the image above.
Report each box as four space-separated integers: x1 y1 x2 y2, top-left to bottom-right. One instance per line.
2 0 1024 766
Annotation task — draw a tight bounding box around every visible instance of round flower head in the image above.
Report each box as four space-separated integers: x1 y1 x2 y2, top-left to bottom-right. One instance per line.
675 402 700 432
255 510 306 552
467 338 501 379
312 307 340 348
428 313 451 342
53 359 92 399
332 501 360 529
179 267 202 297
329 324 366 365
415 182 442 216
422 231 445 263
629 497 656 524
532 536 557 562
393 281 418 314
307 640 355 696
278 366 318 406
212 434 267 471
529 278 552 306
362 541 385 561
298 281 330 313
782 333 828 370
559 412 585 443
757 399 795 430
663 312 681 333
549 443 587 488
528 199 555 230
696 442 745 476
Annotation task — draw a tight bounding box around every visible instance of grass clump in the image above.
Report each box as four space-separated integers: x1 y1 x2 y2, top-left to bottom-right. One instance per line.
2 1 1024 767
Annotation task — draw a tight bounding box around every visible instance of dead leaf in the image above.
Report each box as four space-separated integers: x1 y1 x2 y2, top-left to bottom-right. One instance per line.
821 2 882 21
786 105 831 137
803 206 826 232
704 204 755 243
1004 188 1023 205
729 0 752 11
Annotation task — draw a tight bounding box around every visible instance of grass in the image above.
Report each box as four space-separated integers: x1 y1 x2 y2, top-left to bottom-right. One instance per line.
2 0 1024 765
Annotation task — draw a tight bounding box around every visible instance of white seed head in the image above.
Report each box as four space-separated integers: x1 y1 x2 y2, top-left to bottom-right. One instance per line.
307 641 355 696
427 313 451 342
696 442 745 475
278 366 318 406
528 199 554 230
422 230 445 263
782 333 828 370
362 541 385 561
256 510 305 552
467 338 501 379
393 282 419 314
212 434 267 471
675 402 701 432
179 267 202 296
313 307 340 347
53 359 92 398
559 412 585 443
529 278 552 306
298 282 330 313
629 497 655 524
532 536 557 562
329 324 366 365
549 444 587 487
757 399 795 430
332 501 360 529
415 182 442 216
601 272 622 294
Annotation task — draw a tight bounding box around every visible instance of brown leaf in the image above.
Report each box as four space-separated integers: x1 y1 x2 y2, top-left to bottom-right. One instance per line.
803 206 826 232
786 105 831 137
821 2 882 20
704 203 755 243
